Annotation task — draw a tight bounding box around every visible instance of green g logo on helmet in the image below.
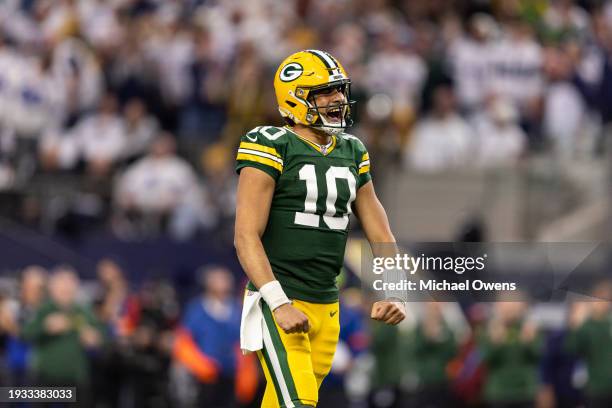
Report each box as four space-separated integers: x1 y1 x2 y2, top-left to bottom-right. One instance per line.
279 62 303 82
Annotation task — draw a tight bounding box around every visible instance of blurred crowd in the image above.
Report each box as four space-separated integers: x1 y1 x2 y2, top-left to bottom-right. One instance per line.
1 262 612 408
0 0 611 239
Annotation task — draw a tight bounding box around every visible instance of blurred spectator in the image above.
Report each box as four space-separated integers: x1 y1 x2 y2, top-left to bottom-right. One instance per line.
0 266 47 387
118 277 178 407
146 14 195 130
369 320 402 408
121 315 173 407
405 84 474 172
22 266 103 405
448 303 488 407
8 53 63 140
413 302 457 408
541 0 590 43
51 36 104 119
114 133 214 239
330 23 367 84
173 265 257 407
90 258 131 408
543 45 588 159
448 13 497 113
73 92 126 177
488 17 543 123
221 42 267 144
39 92 126 176
480 301 542 408
38 126 80 172
0 159 16 190
366 30 427 119
133 278 180 334
565 282 612 408
179 28 227 144
539 302 586 408
94 258 130 333
122 98 159 163
472 97 527 168
572 11 612 142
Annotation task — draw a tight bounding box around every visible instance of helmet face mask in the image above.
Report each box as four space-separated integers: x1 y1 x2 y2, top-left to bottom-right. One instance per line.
305 81 355 135
274 50 355 135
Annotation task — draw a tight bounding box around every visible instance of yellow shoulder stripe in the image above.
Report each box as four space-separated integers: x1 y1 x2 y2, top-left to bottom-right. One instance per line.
237 153 283 172
359 165 370 174
361 152 369 161
239 142 281 158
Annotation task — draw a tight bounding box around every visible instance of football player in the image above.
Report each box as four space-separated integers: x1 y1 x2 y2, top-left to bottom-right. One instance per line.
234 49 405 408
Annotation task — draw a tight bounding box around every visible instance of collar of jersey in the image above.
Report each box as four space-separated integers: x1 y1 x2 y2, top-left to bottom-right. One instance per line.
284 126 337 156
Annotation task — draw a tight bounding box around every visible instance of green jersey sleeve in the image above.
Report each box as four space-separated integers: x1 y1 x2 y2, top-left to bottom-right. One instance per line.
235 126 286 181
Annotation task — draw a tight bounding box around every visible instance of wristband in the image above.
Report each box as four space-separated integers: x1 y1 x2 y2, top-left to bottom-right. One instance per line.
259 280 291 311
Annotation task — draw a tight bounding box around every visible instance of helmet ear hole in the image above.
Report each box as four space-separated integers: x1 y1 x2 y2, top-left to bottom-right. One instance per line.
285 100 297 107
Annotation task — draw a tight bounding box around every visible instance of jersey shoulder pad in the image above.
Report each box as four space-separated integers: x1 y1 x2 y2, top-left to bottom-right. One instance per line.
236 126 288 179
340 132 366 150
340 132 369 157
243 126 290 146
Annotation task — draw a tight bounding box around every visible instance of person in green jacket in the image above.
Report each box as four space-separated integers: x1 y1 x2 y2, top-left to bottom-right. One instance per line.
413 302 457 408
480 300 541 408
565 281 612 408
369 319 403 408
22 266 103 404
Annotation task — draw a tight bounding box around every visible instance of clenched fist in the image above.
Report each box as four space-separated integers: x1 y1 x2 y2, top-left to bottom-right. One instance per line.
273 303 310 334
371 301 406 325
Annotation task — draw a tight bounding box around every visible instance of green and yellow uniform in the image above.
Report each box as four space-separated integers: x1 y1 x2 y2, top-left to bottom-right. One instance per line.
236 125 371 407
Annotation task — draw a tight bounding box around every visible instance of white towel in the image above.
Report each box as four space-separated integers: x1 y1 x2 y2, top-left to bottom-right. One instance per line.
240 290 264 354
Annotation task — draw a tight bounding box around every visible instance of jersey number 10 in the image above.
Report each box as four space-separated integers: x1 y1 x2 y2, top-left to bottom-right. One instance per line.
294 164 356 230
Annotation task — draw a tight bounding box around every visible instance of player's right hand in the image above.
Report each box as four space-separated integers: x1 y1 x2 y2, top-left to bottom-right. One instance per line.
273 303 310 334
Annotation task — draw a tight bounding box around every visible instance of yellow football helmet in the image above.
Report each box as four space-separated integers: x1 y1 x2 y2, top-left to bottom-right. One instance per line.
274 49 354 135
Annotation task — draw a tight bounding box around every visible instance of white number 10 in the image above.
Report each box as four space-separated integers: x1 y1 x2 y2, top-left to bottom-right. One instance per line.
294 164 356 230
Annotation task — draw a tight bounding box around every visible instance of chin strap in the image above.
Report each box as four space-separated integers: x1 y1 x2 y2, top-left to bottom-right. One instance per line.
316 125 344 136
309 109 347 135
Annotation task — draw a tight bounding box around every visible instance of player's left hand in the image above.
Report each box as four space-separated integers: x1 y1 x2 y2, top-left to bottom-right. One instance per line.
371 301 405 325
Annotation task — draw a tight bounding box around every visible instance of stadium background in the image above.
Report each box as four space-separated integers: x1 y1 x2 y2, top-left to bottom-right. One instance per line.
0 0 611 407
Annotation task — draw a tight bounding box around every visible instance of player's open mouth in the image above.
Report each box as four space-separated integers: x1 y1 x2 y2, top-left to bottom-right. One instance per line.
325 106 342 122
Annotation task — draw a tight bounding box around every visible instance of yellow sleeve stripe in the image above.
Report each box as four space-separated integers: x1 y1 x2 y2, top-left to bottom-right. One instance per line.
239 142 281 158
359 165 370 174
237 153 283 172
361 153 369 161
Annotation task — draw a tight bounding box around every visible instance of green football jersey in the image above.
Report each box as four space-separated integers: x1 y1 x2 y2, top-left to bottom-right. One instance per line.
236 125 371 303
